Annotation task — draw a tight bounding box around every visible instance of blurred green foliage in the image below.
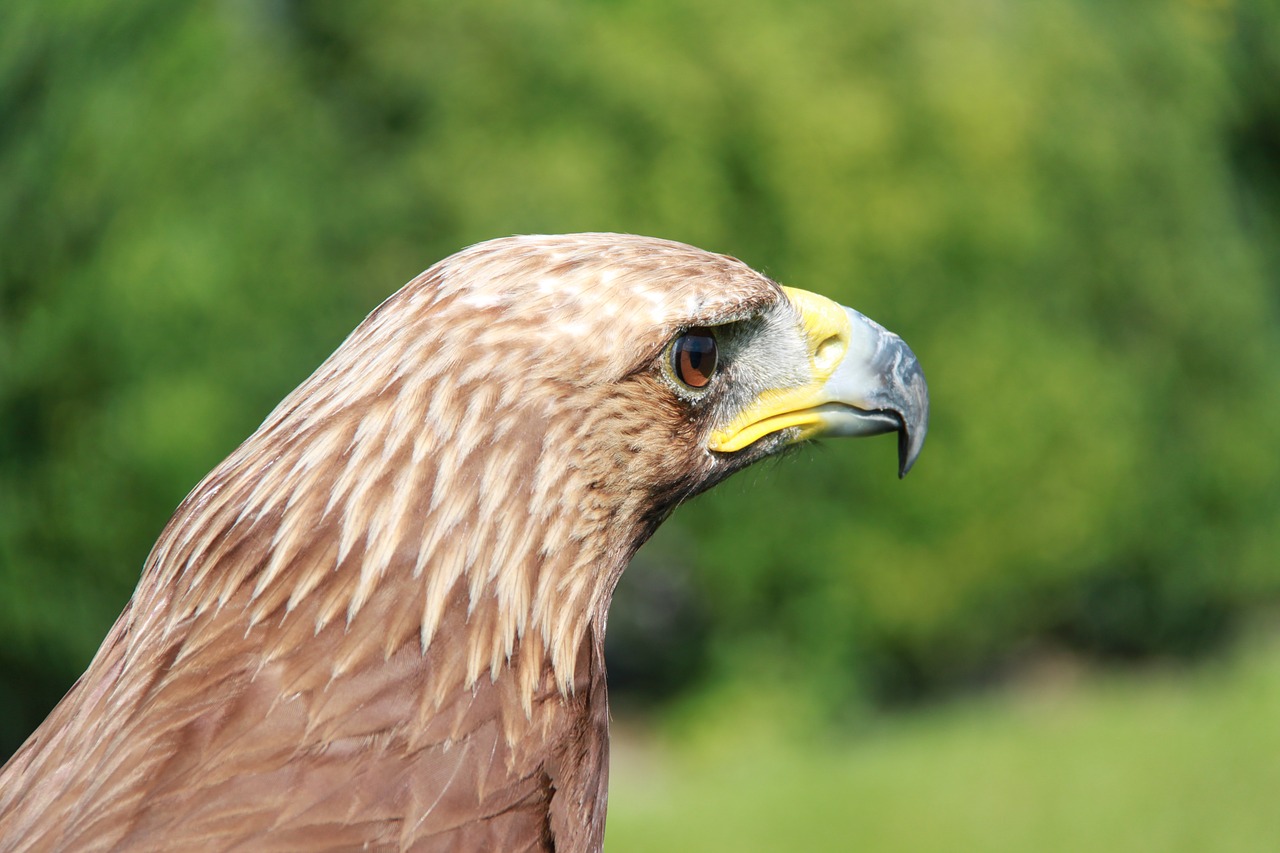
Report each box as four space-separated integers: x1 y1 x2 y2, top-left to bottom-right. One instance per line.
606 630 1280 852
2 0 1279 754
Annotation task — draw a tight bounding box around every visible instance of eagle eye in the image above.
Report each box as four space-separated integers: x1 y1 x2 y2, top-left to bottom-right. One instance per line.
671 328 718 389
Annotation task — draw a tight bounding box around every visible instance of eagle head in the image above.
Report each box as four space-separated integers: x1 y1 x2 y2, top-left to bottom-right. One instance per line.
0 233 927 852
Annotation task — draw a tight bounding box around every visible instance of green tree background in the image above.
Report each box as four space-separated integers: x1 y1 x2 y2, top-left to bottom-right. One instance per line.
2 0 1279 759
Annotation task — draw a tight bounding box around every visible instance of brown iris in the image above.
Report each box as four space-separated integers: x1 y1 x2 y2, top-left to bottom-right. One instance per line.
672 328 718 389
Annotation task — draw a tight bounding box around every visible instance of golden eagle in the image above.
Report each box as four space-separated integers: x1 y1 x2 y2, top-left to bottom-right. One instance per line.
0 234 927 851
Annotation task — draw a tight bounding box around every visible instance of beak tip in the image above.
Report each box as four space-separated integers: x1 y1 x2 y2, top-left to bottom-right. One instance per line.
897 430 922 479
892 361 929 479
836 306 929 481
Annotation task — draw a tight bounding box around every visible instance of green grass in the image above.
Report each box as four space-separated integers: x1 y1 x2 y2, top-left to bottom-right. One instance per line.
605 635 1280 851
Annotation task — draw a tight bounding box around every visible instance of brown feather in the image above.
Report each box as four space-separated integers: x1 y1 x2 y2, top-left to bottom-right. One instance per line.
0 234 789 851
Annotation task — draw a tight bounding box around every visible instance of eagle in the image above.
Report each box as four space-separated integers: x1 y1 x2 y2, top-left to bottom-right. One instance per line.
0 234 927 852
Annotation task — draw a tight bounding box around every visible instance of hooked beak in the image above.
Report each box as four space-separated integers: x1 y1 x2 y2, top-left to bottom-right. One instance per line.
709 286 929 477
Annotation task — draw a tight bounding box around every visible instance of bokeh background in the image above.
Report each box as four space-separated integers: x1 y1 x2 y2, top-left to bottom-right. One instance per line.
3 0 1279 849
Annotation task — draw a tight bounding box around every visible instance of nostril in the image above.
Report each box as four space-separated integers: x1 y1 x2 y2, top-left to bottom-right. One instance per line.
815 335 844 371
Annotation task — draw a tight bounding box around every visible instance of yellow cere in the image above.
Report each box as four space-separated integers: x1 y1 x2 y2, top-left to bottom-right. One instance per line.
708 287 852 453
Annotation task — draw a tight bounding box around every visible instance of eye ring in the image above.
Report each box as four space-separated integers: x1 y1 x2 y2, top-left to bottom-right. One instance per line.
671 327 718 390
